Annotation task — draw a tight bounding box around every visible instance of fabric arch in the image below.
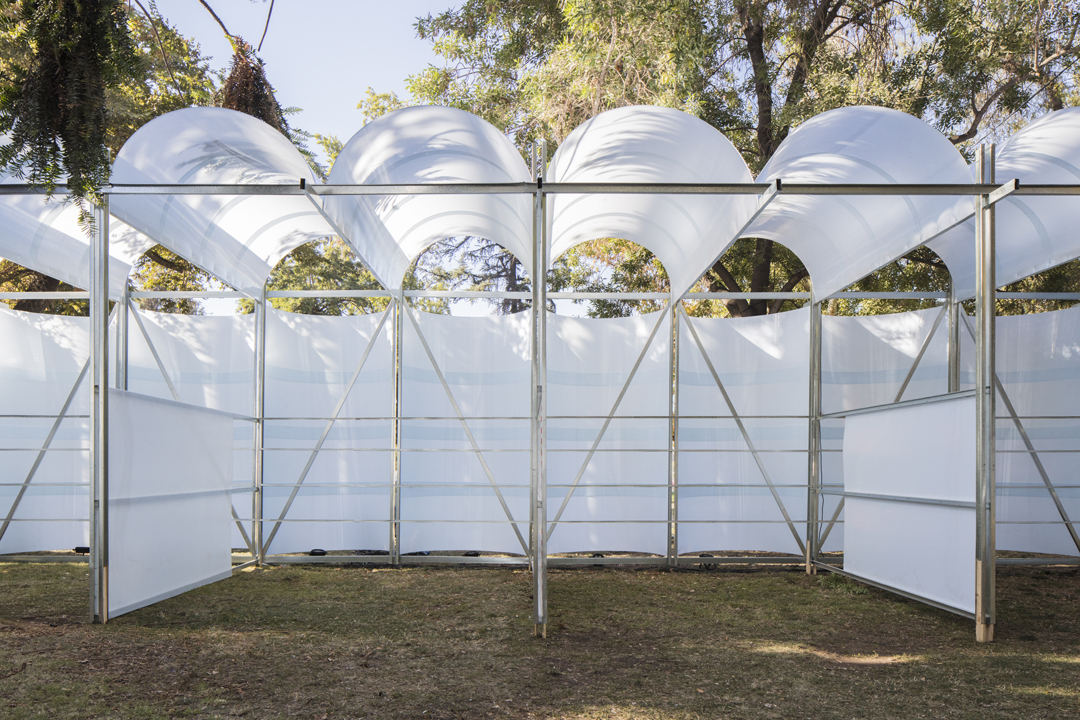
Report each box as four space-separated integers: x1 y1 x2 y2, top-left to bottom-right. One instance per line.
930 107 1080 298
325 106 533 290
746 106 972 299
546 105 756 298
109 107 334 296
0 170 155 300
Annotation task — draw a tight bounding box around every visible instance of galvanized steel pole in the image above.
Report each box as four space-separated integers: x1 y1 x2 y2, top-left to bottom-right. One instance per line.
89 200 110 623
253 284 267 564
532 141 549 637
805 296 823 574
974 145 997 642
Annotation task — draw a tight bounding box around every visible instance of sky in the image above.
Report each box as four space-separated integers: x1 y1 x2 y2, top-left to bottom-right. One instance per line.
152 0 453 164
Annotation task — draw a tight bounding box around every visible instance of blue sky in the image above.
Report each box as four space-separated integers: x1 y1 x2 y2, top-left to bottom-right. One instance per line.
152 1 452 160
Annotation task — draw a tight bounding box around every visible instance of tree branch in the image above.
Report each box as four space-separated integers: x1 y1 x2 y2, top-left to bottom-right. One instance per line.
131 0 187 102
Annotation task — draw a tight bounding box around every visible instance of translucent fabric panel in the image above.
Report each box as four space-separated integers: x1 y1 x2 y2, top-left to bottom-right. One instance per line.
843 396 976 613
822 307 949 415
547 106 756 297
0 309 90 553
676 309 811 554
261 449 392 554
261 309 395 553
110 108 334 295
265 308 393 419
678 309 809 417
931 108 1080 299
546 312 670 555
993 306 1080 555
126 309 255 415
747 107 972 300
326 106 533 290
399 312 531 553
0 168 153 299
108 391 233 618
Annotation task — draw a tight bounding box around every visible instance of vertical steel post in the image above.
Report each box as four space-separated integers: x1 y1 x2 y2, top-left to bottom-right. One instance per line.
89 199 110 623
948 281 960 394
115 286 128 390
805 296 822 574
528 142 539 556
390 293 403 564
667 301 679 566
974 145 997 642
253 284 267 564
532 140 549 637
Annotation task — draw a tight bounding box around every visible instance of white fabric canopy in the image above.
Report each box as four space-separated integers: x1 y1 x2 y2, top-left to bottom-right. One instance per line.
110 107 335 296
0 170 155 299
326 106 534 290
931 107 1080 298
747 106 972 299
546 106 756 297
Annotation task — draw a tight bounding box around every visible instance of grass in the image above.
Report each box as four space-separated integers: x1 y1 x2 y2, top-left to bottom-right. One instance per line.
1 561 1078 719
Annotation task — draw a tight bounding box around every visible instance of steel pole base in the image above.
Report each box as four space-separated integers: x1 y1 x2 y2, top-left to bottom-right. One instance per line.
534 623 547 639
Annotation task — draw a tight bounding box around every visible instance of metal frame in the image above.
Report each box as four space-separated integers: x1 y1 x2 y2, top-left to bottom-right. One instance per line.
4 173 1080 640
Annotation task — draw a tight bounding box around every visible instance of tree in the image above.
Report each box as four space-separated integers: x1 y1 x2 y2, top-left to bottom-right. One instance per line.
0 0 136 204
0 2 214 314
407 0 1080 317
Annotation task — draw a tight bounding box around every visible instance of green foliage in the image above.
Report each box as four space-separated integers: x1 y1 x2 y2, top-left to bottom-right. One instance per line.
0 0 138 205
357 87 410 125
237 238 389 316
0 257 86 315
129 245 213 315
107 4 219 154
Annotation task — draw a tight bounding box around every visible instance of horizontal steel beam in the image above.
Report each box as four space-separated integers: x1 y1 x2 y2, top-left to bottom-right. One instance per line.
0 179 1073 198
0 292 89 300
819 389 977 420
819 489 976 509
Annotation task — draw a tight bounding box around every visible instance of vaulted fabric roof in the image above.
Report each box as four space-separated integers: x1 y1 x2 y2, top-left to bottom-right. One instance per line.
110 107 335 296
1 104 1079 300
325 105 534 289
930 107 1080 298
745 106 973 300
546 105 756 297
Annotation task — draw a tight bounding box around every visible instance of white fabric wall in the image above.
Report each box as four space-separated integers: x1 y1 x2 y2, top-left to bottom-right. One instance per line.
843 396 976 613
546 311 671 555
124 308 256 549
677 308 814 554
994 306 1080 556
399 310 532 553
0 309 89 554
108 390 233 617
262 308 395 554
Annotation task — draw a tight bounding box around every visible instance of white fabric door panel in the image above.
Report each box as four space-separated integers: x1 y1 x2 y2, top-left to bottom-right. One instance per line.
842 395 976 613
108 391 234 617
546 312 670 555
